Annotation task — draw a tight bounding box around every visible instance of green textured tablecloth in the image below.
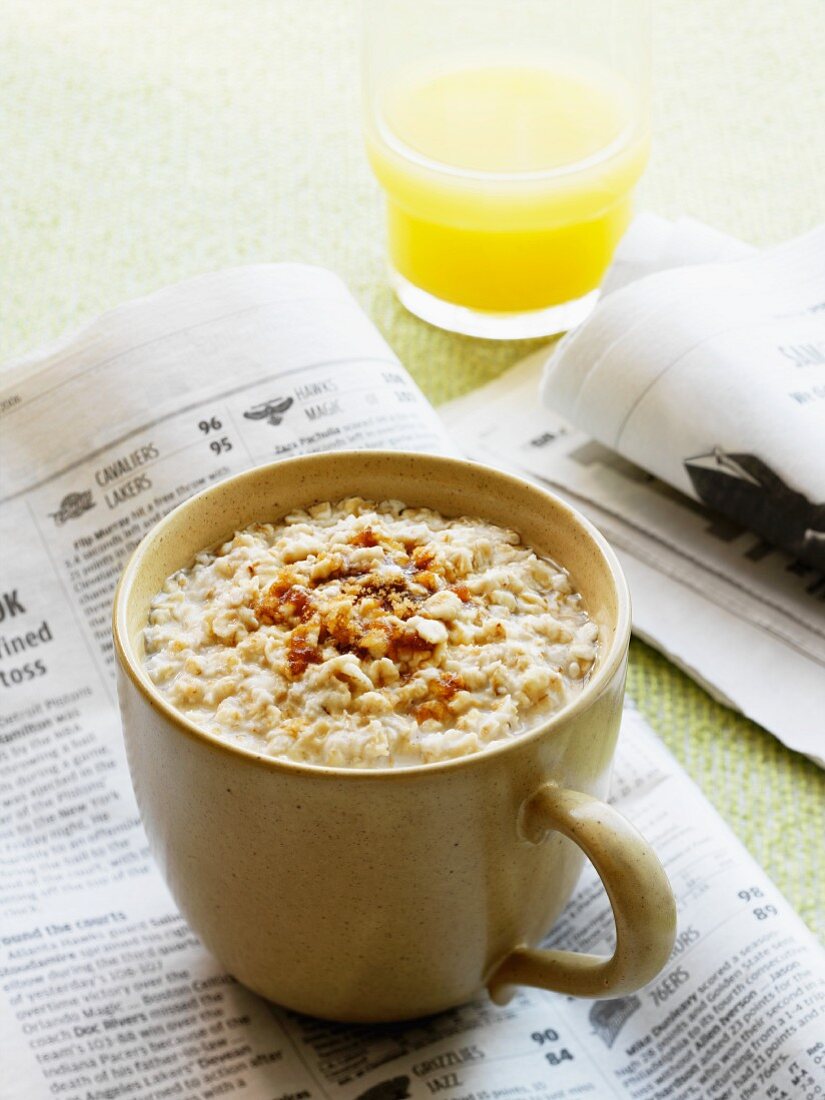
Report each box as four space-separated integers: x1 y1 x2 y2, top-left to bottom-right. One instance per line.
2 0 823 938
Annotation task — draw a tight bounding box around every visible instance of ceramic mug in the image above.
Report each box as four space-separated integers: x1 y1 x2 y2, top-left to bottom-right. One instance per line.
113 451 676 1023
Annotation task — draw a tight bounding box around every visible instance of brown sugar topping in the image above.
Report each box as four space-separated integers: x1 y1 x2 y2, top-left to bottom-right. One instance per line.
414 700 451 724
253 536 480 689
411 545 435 569
287 627 323 678
348 526 379 548
257 577 315 625
412 673 466 723
431 672 465 700
348 574 417 618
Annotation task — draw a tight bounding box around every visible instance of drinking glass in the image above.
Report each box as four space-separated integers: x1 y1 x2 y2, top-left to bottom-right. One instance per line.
363 0 650 338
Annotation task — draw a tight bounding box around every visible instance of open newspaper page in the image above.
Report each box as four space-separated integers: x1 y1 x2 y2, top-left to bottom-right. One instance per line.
1 268 823 1100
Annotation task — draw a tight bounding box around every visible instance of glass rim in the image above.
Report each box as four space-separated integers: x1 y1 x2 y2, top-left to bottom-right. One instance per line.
369 112 646 182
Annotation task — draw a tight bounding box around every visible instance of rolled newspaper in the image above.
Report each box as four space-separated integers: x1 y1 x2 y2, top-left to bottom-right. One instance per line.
542 215 825 570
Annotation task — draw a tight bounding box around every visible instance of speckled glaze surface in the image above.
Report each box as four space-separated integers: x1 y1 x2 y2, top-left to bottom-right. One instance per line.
113 452 676 1022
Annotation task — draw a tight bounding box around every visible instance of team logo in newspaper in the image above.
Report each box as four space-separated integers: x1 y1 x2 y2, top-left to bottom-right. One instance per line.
354 1077 411 1100
50 490 95 526
243 396 295 426
589 995 641 1048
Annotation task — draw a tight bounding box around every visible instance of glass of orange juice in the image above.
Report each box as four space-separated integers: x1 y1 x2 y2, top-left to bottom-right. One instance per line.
363 0 650 338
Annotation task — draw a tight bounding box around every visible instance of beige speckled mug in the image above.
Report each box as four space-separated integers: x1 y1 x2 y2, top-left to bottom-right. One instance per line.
113 451 676 1023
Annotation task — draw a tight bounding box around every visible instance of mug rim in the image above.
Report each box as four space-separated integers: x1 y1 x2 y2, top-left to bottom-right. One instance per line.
113 451 631 780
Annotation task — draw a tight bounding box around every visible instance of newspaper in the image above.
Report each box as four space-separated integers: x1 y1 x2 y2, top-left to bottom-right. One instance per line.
1 266 823 1100
442 217 825 768
544 217 825 571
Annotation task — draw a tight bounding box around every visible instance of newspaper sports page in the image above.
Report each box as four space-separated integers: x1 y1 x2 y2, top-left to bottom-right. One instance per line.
1 266 823 1100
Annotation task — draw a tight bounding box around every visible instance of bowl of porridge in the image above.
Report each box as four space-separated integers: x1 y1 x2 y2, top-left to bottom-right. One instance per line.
113 451 675 1022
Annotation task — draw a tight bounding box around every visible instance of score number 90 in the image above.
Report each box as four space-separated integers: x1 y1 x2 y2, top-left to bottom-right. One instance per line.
531 1028 574 1068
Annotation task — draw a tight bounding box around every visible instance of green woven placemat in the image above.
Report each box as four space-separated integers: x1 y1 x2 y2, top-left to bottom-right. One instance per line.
2 0 823 937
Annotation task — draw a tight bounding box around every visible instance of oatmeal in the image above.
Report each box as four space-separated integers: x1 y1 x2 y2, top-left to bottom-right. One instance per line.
143 498 598 767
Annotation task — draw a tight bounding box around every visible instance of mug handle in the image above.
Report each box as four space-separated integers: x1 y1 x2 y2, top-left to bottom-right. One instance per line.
488 784 677 1002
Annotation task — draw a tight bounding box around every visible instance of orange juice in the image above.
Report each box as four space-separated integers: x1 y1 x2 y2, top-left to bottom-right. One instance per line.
366 62 648 314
